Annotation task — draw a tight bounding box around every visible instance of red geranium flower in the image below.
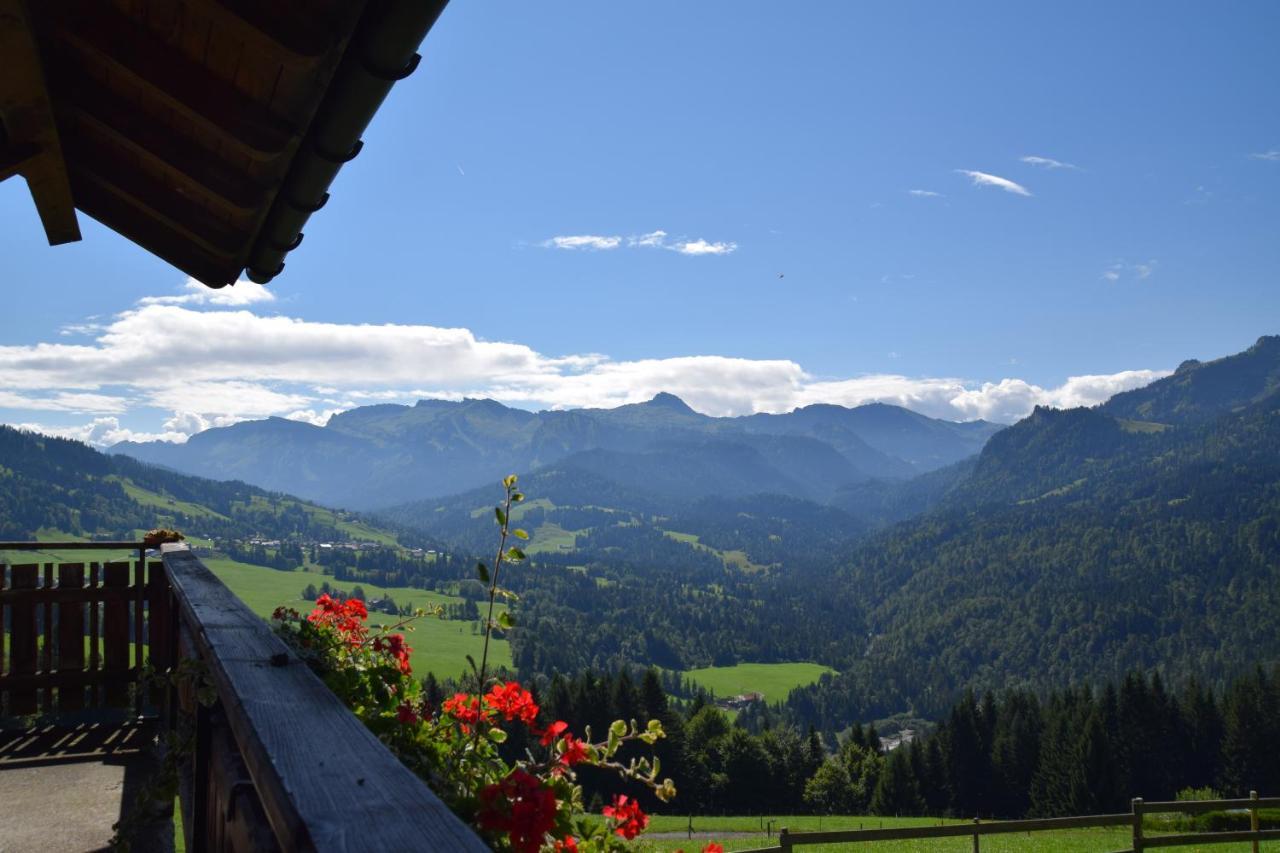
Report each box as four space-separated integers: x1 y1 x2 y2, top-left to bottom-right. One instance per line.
602 794 648 839
307 594 368 646
395 701 419 725
441 693 489 732
538 720 569 746
373 633 413 674
477 769 558 853
484 681 540 725
553 837 578 852
558 733 588 767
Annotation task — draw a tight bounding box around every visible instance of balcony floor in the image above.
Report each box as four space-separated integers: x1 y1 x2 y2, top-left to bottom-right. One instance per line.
0 719 173 853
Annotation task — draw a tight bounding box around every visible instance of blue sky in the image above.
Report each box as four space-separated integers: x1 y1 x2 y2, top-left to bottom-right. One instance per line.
3 1 1278 444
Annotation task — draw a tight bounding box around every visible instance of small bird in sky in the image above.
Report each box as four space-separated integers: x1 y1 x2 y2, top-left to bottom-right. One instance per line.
778 273 785 279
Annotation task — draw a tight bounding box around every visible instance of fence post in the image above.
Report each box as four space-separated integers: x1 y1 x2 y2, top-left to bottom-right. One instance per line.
1251 790 1260 853
779 826 791 852
972 816 981 853
1132 797 1144 853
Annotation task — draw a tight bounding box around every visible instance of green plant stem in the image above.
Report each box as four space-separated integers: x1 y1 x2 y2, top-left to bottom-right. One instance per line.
476 483 513 693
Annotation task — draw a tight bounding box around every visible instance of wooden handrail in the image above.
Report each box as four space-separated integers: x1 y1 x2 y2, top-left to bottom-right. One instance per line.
0 541 145 551
773 796 1276 851
160 547 488 852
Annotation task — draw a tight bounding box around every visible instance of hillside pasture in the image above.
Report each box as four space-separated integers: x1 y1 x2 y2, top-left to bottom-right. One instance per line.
640 814 1279 851
203 558 511 680
683 661 835 701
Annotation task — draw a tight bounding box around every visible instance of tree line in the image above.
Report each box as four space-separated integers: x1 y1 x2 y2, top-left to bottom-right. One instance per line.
419 665 1280 818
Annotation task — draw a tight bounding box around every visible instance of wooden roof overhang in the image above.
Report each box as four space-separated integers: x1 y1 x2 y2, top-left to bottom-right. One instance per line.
1 0 447 289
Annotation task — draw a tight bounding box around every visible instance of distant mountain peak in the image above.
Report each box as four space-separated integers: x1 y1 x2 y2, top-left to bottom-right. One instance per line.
644 392 696 413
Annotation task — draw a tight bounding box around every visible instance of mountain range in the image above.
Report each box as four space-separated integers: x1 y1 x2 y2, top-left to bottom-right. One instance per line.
111 394 1002 510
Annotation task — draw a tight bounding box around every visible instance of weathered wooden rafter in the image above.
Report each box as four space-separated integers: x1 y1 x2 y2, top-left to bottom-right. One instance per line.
0 0 80 245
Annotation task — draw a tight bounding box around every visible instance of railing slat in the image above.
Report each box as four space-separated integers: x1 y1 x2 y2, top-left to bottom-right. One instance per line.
1141 828 1280 848
103 561 131 707
42 563 54 712
88 561 100 706
0 563 6 689
8 564 39 715
162 549 489 852
57 563 86 711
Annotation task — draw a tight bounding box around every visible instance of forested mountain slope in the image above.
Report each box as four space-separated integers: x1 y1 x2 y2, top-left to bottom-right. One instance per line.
0 425 397 544
787 367 1280 724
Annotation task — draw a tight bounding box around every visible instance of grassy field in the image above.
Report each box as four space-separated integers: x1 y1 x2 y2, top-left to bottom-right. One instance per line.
661 530 769 572
683 662 836 701
525 522 578 554
203 558 510 680
116 479 229 521
639 814 1280 852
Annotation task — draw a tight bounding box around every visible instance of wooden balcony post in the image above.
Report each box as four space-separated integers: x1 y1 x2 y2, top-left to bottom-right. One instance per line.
1251 790 1260 853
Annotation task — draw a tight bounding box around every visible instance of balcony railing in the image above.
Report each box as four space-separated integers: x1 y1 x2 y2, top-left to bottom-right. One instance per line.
1 541 488 852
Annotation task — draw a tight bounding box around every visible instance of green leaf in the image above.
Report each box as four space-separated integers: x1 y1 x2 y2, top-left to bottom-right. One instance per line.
494 506 507 526
511 492 524 502
512 528 530 540
476 561 489 583
488 727 508 743
465 654 478 676
498 611 515 629
609 719 627 738
506 547 526 562
503 474 518 488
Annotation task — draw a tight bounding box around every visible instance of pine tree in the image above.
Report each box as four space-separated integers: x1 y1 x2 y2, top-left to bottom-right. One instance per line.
871 747 925 816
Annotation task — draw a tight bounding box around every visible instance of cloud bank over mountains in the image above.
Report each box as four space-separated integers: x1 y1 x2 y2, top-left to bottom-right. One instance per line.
3 280 1168 447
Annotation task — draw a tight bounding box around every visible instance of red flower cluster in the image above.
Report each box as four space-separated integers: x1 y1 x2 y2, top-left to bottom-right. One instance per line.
538 720 568 746
373 632 413 674
602 794 648 840
477 769 558 853
553 838 578 852
442 693 492 733
484 681 540 725
558 733 588 767
675 845 724 853
395 701 419 725
307 594 368 646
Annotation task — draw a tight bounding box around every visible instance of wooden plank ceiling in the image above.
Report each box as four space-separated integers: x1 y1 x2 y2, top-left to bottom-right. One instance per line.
1 0 442 289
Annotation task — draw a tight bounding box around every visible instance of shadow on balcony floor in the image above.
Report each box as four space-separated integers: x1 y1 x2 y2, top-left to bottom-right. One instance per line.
0 719 173 853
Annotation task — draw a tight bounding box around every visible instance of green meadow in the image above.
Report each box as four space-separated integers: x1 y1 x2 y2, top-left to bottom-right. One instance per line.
203 558 510 680
682 661 836 701
639 814 1279 852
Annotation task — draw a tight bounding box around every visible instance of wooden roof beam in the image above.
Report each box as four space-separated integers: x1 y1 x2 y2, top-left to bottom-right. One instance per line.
58 75 269 213
72 180 240 289
0 0 80 245
49 0 298 160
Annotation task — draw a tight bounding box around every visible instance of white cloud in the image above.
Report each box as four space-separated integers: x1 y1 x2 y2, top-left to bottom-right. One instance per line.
139 277 277 306
1102 259 1157 282
13 417 191 446
1020 155 1079 170
629 230 668 248
543 230 737 255
541 235 622 251
284 408 345 427
1249 149 1280 161
0 391 128 414
908 189 944 198
1 289 1173 446
670 238 737 256
956 170 1032 196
